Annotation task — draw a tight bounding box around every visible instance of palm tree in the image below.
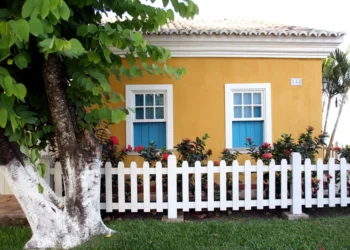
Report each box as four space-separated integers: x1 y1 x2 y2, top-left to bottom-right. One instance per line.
322 48 350 163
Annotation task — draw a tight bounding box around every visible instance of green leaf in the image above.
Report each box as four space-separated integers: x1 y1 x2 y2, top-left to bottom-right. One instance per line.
38 163 46 178
39 38 52 49
9 130 22 142
14 52 31 69
0 49 11 61
125 53 136 66
130 66 143 78
179 2 188 17
1 93 15 107
102 47 111 63
92 86 100 96
142 62 153 74
48 8 59 25
67 38 84 57
0 108 7 128
162 0 169 7
42 19 54 33
152 64 163 75
10 114 18 132
38 0 50 19
20 144 29 156
77 25 88 36
14 84 27 101
58 1 70 20
167 9 175 21
3 75 14 96
87 24 98 34
29 17 44 36
38 183 44 194
49 0 60 10
156 10 166 26
22 0 36 18
111 109 126 124
15 19 30 42
131 32 143 47
87 51 101 64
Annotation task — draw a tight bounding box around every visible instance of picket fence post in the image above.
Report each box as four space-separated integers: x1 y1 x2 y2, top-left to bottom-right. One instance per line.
290 153 302 215
167 155 177 219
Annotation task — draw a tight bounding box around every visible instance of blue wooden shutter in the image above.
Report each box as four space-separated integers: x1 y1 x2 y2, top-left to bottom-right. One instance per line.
232 121 263 147
134 122 166 148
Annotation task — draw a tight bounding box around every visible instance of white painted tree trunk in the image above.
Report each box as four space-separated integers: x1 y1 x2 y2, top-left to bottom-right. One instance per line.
1 158 113 249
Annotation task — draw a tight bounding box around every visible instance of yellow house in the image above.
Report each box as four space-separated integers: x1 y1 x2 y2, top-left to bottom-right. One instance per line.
109 19 345 165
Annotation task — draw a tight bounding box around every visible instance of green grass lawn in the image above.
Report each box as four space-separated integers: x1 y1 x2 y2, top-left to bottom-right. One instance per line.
1 216 350 250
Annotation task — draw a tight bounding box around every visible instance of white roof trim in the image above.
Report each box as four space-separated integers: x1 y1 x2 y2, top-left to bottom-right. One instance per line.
111 35 344 59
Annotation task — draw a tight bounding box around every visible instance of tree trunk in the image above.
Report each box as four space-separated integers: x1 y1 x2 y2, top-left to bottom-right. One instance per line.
0 54 114 249
323 96 332 134
324 94 346 163
2 158 111 249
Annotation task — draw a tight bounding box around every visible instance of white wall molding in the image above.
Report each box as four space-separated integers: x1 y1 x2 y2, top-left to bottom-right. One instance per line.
111 35 343 59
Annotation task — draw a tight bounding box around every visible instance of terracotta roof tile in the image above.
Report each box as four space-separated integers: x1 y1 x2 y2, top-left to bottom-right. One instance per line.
147 19 345 37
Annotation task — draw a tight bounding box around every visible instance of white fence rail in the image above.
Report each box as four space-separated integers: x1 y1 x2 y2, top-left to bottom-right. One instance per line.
46 153 350 219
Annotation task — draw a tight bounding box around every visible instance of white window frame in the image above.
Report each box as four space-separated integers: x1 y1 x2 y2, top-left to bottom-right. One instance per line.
126 84 173 150
225 83 272 149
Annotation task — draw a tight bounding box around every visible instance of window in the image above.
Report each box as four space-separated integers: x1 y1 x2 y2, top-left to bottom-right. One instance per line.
225 84 272 149
126 85 173 149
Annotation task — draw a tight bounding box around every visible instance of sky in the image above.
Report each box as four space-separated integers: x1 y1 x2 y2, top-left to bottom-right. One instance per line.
189 0 350 146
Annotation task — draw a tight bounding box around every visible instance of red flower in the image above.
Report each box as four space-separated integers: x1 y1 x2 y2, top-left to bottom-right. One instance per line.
263 153 272 159
246 137 252 142
262 142 271 148
122 147 127 153
110 136 119 146
333 146 341 151
184 138 191 142
214 161 220 166
283 149 291 157
163 153 169 160
134 145 144 152
128 144 132 151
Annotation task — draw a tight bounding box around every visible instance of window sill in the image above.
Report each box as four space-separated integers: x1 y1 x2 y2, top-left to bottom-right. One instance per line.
127 149 175 156
227 148 249 154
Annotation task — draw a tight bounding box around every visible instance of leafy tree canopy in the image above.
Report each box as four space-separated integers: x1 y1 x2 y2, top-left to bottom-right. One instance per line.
0 0 198 167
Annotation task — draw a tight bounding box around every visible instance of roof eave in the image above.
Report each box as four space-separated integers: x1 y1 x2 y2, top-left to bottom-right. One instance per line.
111 34 345 59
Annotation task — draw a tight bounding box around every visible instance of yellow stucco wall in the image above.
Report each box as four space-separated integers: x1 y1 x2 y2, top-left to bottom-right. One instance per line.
109 57 322 166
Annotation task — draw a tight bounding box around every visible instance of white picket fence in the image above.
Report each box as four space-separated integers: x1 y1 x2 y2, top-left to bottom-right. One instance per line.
45 153 350 219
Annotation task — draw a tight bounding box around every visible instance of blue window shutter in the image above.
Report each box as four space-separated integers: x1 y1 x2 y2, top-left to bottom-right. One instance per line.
134 122 166 148
232 121 263 147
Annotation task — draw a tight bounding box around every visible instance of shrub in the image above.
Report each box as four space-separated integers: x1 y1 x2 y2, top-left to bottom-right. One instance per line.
220 149 241 166
246 126 327 165
335 145 350 163
102 136 132 167
245 126 328 197
174 134 217 198
134 141 172 167
174 133 212 167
